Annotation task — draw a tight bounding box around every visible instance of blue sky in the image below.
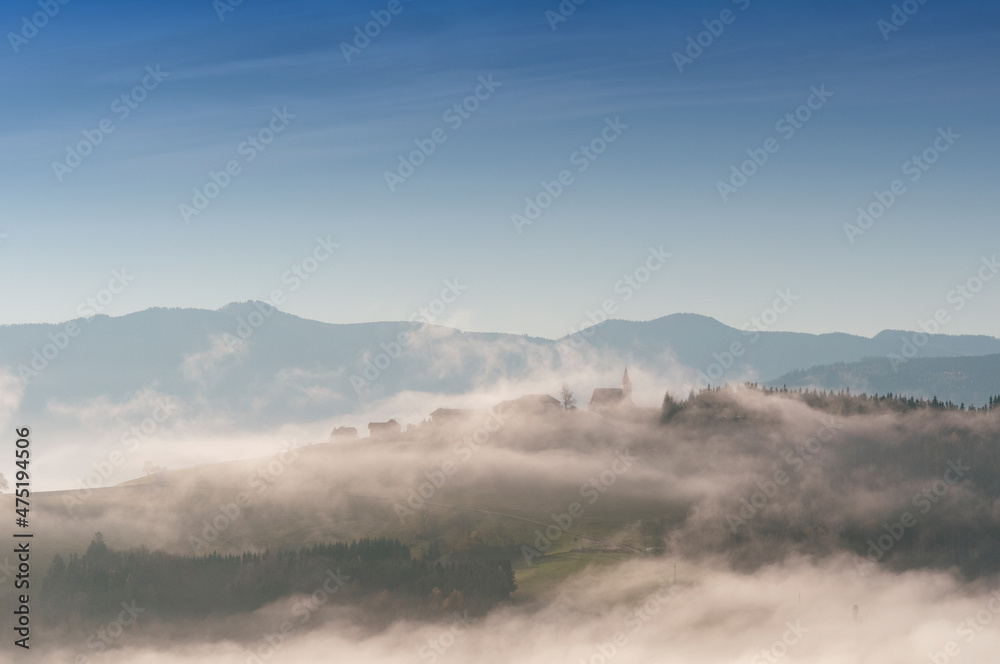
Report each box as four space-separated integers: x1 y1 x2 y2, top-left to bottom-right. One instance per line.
1 0 998 338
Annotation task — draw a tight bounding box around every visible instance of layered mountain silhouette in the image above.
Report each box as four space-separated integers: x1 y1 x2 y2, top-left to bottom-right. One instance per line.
1 302 998 426
771 354 1000 407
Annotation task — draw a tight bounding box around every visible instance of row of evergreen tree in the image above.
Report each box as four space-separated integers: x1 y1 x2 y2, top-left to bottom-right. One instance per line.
662 384 1000 422
40 534 516 624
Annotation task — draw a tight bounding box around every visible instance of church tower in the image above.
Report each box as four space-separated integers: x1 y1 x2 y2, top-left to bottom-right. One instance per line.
621 368 632 401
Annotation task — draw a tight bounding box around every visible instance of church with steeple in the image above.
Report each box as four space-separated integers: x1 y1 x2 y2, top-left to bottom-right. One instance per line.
588 368 634 412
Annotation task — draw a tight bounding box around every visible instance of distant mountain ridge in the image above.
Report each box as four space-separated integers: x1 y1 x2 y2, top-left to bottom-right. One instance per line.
1 303 997 426
581 315 1000 382
770 354 1000 407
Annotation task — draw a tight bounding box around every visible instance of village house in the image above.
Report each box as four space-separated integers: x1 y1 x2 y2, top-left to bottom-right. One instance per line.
329 425 358 441
429 408 487 427
492 394 562 419
368 419 401 438
362 372 638 439
589 368 633 412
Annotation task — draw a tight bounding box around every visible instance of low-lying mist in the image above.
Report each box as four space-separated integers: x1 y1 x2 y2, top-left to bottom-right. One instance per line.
13 555 1000 664
7 385 1000 662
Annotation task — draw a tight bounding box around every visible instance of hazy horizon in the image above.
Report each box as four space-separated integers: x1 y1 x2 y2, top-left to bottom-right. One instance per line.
2 0 998 339
6 301 1000 342
3 1 999 661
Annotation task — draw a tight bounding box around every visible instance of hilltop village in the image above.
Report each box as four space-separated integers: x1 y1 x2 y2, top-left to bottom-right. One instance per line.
330 369 654 440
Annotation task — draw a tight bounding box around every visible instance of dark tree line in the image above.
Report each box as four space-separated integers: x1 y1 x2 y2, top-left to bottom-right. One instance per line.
662 384 1000 423
654 384 1000 579
40 535 516 624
